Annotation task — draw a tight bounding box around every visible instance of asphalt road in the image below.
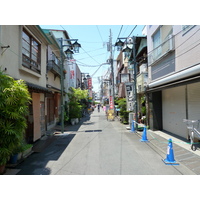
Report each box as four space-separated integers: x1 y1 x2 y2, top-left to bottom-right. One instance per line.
16 108 195 175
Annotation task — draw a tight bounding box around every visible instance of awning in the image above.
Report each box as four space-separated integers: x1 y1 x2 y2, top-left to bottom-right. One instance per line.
147 64 200 92
26 82 51 93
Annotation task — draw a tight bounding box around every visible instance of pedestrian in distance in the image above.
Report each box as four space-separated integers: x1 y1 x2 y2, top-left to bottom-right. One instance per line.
97 104 100 112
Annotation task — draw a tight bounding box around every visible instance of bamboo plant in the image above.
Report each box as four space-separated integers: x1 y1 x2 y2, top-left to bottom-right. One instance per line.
0 70 31 166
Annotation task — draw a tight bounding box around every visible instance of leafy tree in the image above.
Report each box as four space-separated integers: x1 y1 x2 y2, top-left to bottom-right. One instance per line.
0 70 31 165
67 87 88 102
67 87 88 120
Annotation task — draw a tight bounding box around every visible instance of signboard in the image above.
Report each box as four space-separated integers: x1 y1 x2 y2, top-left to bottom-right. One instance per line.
87 78 92 90
107 110 115 121
109 96 114 109
120 73 130 83
125 82 134 111
69 63 76 88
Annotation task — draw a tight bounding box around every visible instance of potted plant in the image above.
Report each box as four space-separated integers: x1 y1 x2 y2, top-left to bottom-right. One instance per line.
21 143 33 159
69 101 82 125
0 70 31 174
116 98 129 124
67 87 87 125
9 143 24 164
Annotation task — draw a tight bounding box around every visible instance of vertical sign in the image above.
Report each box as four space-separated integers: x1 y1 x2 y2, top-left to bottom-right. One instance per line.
87 77 93 99
69 63 76 88
87 77 92 90
69 64 76 88
109 96 114 109
125 82 134 111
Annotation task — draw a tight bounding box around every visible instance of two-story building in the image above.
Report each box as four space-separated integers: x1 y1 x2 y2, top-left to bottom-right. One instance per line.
0 25 66 143
43 29 62 131
115 35 148 123
147 25 200 140
0 25 53 143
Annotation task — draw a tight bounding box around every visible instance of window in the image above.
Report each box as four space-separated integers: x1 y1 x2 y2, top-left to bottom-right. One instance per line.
22 29 41 73
52 53 60 66
153 29 161 49
152 29 161 58
182 25 195 35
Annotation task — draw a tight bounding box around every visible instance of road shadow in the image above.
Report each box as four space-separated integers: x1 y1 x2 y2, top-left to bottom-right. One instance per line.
16 133 76 175
55 113 91 132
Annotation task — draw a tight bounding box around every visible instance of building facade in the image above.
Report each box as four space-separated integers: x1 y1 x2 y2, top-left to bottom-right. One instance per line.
0 25 53 143
147 25 200 140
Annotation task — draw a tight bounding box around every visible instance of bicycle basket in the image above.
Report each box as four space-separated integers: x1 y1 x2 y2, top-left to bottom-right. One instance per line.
183 119 198 130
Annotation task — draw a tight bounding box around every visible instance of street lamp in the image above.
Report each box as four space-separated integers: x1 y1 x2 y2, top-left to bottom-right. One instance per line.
115 39 124 51
72 41 81 53
64 48 74 60
122 46 132 58
59 38 81 134
115 37 138 130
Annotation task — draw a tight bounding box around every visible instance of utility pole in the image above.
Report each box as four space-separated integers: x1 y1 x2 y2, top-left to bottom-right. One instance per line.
109 29 115 110
59 38 65 134
132 36 138 130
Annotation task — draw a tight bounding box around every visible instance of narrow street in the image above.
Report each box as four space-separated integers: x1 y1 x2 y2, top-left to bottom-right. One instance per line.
15 108 194 175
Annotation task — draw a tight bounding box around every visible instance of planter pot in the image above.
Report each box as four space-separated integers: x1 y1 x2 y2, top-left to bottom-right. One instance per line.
17 152 22 161
22 147 32 159
75 118 79 124
70 118 76 125
0 164 6 175
9 154 18 164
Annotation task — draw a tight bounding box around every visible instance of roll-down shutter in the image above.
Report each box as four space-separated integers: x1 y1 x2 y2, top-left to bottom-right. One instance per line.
162 86 187 138
187 82 200 120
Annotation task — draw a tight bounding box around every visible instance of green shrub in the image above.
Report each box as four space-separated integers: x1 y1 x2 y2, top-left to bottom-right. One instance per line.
116 98 129 124
0 70 31 165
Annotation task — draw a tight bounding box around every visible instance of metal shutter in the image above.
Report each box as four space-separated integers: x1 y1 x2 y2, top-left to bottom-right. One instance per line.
187 82 200 120
162 86 188 138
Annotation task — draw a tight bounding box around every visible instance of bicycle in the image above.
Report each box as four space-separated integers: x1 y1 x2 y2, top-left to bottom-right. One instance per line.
183 119 200 151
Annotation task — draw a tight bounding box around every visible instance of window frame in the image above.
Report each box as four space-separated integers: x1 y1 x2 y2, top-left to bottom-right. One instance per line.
22 29 41 73
182 25 196 35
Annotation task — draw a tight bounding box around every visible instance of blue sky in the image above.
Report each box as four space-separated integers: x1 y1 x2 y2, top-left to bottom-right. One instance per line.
41 25 145 91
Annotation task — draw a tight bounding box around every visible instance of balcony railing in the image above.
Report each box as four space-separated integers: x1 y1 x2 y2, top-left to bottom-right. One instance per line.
47 60 61 77
148 34 175 65
137 72 148 93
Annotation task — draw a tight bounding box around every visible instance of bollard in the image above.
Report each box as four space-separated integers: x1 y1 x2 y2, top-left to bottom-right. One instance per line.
140 126 149 142
163 138 179 165
130 120 135 133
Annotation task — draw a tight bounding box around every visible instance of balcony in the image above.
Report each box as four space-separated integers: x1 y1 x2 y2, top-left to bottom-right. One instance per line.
148 35 175 65
137 72 148 93
47 60 61 78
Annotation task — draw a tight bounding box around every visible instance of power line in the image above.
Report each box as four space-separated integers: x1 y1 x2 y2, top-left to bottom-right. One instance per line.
60 25 101 65
78 52 107 61
76 60 101 67
80 47 101 65
121 25 129 36
91 63 110 77
116 25 123 43
78 47 104 55
96 25 104 43
127 25 137 38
